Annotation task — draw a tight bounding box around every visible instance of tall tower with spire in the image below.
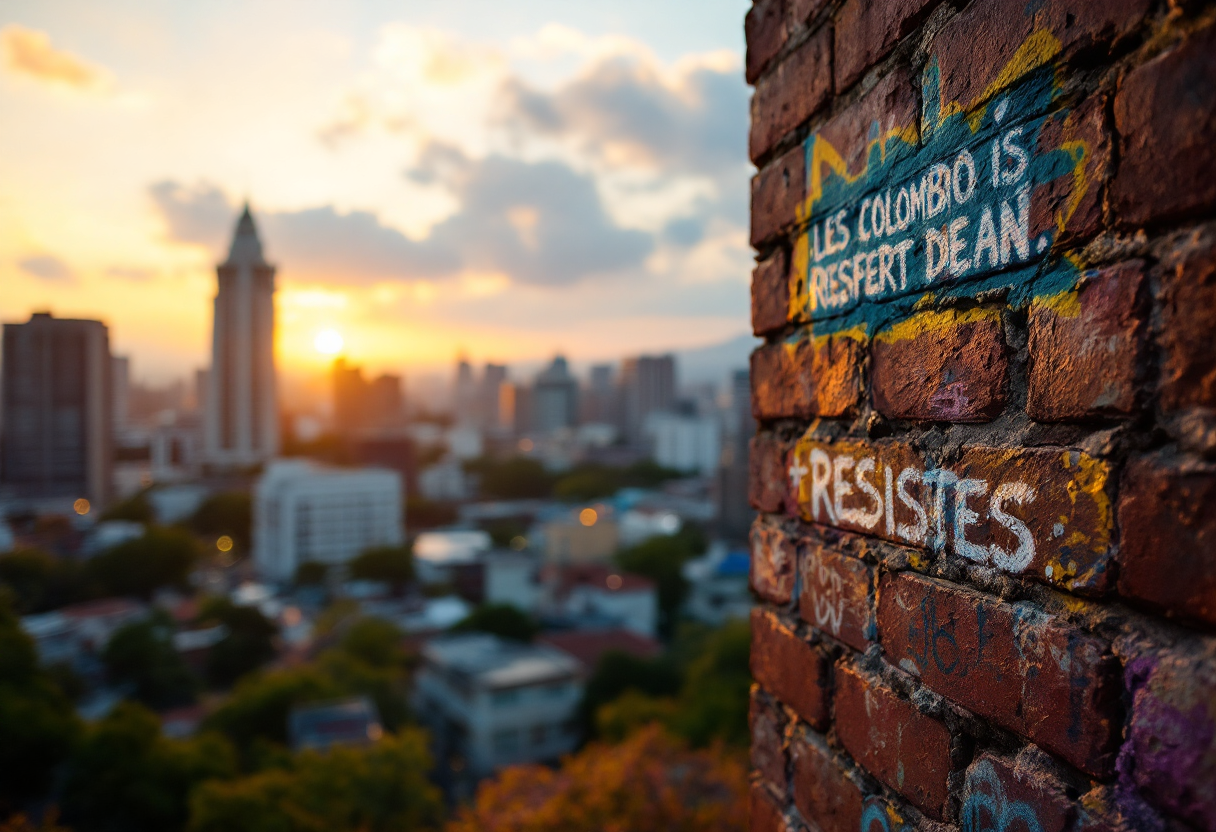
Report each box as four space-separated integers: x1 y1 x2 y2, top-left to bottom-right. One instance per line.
204 204 278 468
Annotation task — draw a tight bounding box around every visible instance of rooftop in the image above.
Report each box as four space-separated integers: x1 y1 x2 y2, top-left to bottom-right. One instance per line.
538 628 662 672
422 633 580 690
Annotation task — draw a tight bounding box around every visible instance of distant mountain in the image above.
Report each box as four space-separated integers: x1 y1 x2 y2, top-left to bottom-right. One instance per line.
674 332 759 385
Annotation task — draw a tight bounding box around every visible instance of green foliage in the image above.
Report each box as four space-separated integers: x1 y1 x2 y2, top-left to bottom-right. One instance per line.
187 731 442 832
552 460 687 502
100 491 155 524
0 595 81 811
189 492 253 552
348 546 413 592
0 548 86 614
480 517 528 548
450 603 538 642
614 526 707 637
294 561 328 586
103 614 197 708
464 457 555 499
195 598 278 688
86 526 201 599
202 666 342 753
61 701 236 832
338 618 405 669
405 496 459 530
578 650 682 739
594 689 679 743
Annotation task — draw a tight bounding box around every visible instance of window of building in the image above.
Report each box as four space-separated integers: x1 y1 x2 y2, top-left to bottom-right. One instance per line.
492 728 519 755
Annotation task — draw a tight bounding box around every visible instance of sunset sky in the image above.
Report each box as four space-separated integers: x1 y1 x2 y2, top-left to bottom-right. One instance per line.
0 0 753 390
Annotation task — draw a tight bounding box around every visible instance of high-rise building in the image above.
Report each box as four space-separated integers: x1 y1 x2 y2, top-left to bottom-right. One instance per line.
621 354 676 442
0 312 113 508
333 358 405 437
533 356 579 434
204 205 278 468
480 363 507 429
453 357 477 425
112 355 130 434
582 363 620 426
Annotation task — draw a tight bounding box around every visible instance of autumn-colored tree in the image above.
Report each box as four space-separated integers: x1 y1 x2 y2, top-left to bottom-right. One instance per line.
446 725 748 832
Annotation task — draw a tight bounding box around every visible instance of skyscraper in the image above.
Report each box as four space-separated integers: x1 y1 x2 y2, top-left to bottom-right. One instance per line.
0 312 113 508
533 356 579 434
204 205 278 468
621 354 676 442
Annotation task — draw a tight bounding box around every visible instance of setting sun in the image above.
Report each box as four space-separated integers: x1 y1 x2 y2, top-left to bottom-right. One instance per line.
313 328 344 356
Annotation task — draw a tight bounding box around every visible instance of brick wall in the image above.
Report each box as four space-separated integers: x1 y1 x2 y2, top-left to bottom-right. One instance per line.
745 2 1216 831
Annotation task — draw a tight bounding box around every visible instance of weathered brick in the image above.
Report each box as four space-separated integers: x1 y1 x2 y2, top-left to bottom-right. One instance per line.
1027 261 1147 421
931 0 1150 111
834 662 951 818
1112 23 1216 227
877 572 1122 776
1158 232 1216 412
789 727 865 832
872 307 1008 422
746 0 789 85
799 534 873 650
750 608 830 728
787 0 829 29
1123 648 1216 830
751 687 789 792
751 517 798 605
790 437 1117 593
1031 94 1111 249
1118 455 1216 627
811 65 919 183
750 26 833 163
960 752 1074 832
752 144 807 248
751 782 788 832
749 432 792 515
753 249 791 336
751 332 865 420
833 0 936 92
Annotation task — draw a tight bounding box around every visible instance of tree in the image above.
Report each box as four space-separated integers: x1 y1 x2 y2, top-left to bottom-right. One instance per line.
348 546 413 593
188 731 443 832
60 701 236 832
202 666 343 754
464 458 554 499
0 595 80 813
577 650 681 739
294 561 328 586
0 549 85 614
103 614 197 708
86 527 201 599
614 527 707 636
189 492 252 553
405 496 459 530
100 491 155 523
667 618 751 748
338 617 406 669
446 725 747 832
195 597 279 687
450 604 538 642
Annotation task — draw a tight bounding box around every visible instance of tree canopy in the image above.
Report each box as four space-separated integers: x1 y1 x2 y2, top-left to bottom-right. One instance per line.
347 546 413 592
450 604 538 643
614 526 707 637
189 492 253 553
103 613 197 708
86 527 201 599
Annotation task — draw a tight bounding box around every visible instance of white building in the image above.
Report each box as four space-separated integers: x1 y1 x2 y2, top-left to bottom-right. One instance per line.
413 634 583 790
644 411 722 475
539 564 659 638
253 460 403 582
204 205 278 468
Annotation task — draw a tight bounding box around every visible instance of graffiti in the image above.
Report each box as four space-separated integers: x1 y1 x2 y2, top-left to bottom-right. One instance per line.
809 558 844 635
907 595 963 676
961 760 1044 832
802 446 1036 572
793 58 1093 339
860 797 913 832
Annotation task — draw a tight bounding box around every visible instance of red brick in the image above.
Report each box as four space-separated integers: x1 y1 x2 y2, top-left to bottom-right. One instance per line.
751 333 865 420
1124 647 1216 829
751 781 787 832
751 517 798 604
1117 455 1216 627
1027 261 1147 421
834 662 951 818
1158 232 1216 412
790 437 1117 593
1031 95 1111 249
1112 24 1216 227
799 534 873 650
789 728 865 832
751 687 788 791
833 0 937 92
746 0 789 85
752 144 806 248
811 65 919 182
872 308 1008 422
753 250 790 336
749 26 833 163
787 0 829 28
877 572 1122 777
960 753 1074 832
750 608 830 728
931 0 1150 111
749 432 793 515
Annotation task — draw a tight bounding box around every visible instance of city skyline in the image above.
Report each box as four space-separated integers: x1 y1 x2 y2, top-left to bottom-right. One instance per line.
0 0 753 385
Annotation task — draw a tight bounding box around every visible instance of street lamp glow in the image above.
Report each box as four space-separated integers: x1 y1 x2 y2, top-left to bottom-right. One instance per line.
314 329 344 356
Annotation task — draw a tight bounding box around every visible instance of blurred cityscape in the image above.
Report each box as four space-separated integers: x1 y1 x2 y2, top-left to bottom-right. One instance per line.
1 202 753 826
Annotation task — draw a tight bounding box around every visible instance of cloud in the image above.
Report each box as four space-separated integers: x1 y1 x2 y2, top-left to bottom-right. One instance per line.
18 254 75 281
148 180 233 251
0 25 111 92
499 52 748 176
